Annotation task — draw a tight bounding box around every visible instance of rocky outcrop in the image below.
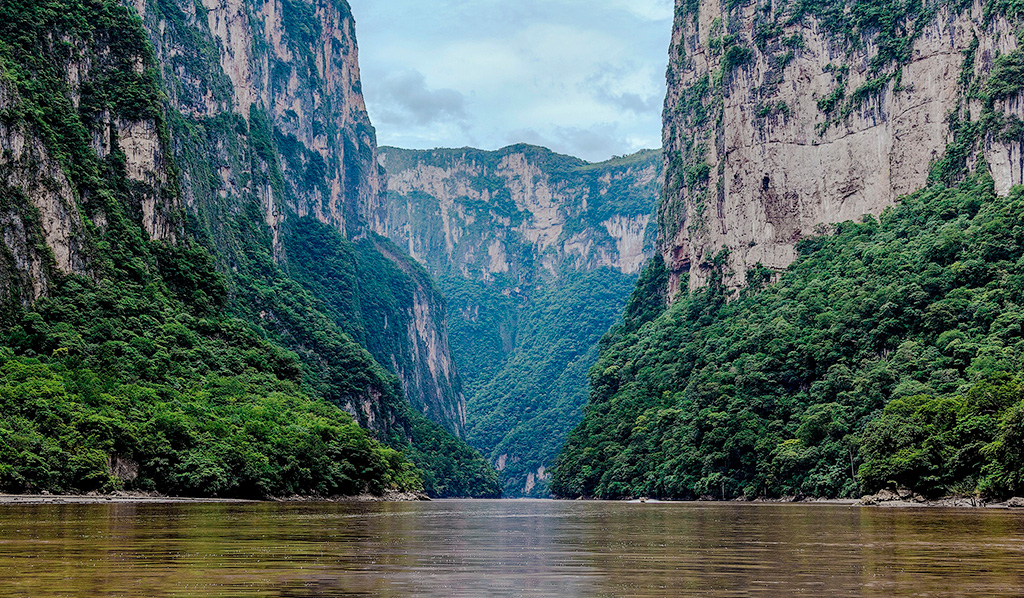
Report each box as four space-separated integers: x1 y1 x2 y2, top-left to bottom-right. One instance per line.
368 237 467 436
0 80 86 301
0 20 176 304
117 117 178 242
381 145 661 279
661 0 1024 295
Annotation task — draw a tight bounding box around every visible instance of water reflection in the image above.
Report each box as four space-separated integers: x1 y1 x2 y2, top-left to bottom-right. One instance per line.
0 500 1022 597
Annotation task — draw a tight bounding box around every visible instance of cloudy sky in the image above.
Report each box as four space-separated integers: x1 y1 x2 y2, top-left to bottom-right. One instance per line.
346 0 674 162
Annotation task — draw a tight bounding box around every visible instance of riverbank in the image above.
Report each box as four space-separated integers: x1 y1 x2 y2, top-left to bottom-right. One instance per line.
615 492 1024 509
0 490 431 505
0 493 254 505
856 489 1024 509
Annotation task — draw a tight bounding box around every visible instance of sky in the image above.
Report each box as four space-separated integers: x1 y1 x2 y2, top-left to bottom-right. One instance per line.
346 0 674 163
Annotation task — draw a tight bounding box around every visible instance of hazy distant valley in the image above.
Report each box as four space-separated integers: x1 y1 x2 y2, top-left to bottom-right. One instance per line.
380 145 661 496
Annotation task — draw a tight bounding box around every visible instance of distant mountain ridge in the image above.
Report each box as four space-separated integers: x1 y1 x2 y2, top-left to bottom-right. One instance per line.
382 145 659 278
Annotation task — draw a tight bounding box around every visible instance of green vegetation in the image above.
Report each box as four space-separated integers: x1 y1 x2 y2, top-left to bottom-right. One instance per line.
722 44 753 75
401 406 500 498
929 47 1024 186
857 374 1024 497
166 118 499 499
0 351 418 496
153 2 499 496
281 218 500 497
459 269 638 497
553 172 1024 500
755 101 791 120
0 0 497 498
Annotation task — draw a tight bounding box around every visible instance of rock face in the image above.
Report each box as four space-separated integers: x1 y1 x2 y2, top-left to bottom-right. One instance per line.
0 81 87 303
140 0 385 242
661 0 1024 295
381 145 662 496
0 23 175 304
132 0 463 435
366 236 468 436
383 145 660 279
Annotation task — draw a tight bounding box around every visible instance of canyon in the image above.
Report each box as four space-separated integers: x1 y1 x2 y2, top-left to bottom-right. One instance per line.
0 0 497 498
381 145 661 496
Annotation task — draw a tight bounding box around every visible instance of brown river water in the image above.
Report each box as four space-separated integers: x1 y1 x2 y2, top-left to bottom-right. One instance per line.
1 499 1023 597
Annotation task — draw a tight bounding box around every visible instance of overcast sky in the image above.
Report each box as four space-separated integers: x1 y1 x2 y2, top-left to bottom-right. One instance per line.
347 0 674 162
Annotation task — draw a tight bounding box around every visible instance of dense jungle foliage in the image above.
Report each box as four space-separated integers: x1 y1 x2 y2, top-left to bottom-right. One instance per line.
453 269 637 497
281 219 500 497
0 351 419 496
553 173 1024 500
0 0 497 498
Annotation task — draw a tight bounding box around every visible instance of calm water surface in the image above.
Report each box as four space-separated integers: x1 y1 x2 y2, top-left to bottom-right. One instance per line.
1 499 1022 597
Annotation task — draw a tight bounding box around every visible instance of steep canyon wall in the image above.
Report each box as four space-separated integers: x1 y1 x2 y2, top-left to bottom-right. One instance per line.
133 0 465 435
662 0 1024 294
0 0 495 495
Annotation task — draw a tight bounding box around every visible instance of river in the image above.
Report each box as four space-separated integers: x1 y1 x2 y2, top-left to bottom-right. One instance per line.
1 499 1022 596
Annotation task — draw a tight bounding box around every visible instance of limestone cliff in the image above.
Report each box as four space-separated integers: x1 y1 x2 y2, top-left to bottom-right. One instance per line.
661 0 1024 295
0 80 86 303
0 4 178 305
138 0 385 241
131 0 464 436
382 145 660 279
364 235 468 436
381 145 661 496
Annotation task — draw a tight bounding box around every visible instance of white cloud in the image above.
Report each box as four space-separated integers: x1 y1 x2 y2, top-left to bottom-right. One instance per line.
350 0 671 161
372 70 468 128
607 0 674 21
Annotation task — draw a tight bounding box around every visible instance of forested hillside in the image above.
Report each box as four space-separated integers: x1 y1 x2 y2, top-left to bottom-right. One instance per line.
448 269 638 496
0 0 498 498
553 174 1024 500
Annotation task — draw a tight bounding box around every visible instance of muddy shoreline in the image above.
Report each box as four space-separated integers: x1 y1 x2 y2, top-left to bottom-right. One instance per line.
0 490 430 505
612 492 1024 509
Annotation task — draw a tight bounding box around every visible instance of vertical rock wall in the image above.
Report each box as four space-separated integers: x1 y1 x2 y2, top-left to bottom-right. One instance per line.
0 8 177 304
140 0 385 242
661 0 1024 295
0 81 86 302
133 0 464 435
